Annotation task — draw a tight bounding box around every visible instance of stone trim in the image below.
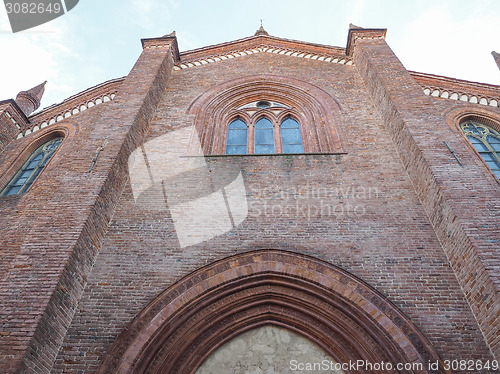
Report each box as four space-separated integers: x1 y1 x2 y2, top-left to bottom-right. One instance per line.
3 109 22 131
96 250 446 374
18 78 125 138
0 99 29 131
174 44 353 71
141 36 180 62
422 88 499 107
411 71 500 107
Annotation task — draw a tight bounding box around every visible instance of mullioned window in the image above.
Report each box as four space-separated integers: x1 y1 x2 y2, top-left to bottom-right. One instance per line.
460 120 500 179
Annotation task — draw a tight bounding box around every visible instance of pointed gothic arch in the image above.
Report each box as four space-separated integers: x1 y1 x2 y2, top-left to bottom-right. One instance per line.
96 250 444 374
0 124 75 196
444 107 500 183
187 74 344 155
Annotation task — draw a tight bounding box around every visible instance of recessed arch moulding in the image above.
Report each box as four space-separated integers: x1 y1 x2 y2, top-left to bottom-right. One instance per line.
444 106 500 135
187 74 345 154
96 250 447 374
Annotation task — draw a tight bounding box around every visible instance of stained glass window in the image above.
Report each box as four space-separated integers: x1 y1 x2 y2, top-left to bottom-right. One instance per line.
1 137 63 196
460 120 500 179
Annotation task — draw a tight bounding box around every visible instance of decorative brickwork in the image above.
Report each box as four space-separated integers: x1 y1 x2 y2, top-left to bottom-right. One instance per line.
412 71 500 107
1 26 499 374
97 250 446 374
188 74 344 154
174 45 353 71
20 78 124 137
175 34 351 71
0 100 28 152
353 35 500 360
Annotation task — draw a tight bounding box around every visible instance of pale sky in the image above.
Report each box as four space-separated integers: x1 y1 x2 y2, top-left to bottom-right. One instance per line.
1 0 499 110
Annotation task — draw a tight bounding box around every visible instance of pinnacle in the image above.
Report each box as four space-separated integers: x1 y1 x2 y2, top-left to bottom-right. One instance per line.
26 81 47 101
492 51 500 70
15 81 47 116
255 23 269 36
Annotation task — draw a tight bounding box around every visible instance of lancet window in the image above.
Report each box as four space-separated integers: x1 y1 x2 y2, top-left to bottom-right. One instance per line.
1 137 63 196
224 100 304 155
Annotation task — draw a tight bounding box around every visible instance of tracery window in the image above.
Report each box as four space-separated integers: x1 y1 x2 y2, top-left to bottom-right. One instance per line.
0 137 63 196
224 100 305 155
190 75 344 155
460 120 500 179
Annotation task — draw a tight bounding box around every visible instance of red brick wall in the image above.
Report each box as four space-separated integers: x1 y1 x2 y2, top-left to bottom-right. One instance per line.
2 32 499 373
353 36 500 360
0 101 26 153
53 47 496 372
0 37 177 373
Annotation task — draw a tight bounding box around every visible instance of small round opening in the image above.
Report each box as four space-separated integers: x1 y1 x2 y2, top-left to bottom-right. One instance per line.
256 100 271 109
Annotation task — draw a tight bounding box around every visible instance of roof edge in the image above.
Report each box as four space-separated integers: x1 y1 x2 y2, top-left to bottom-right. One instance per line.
0 98 30 123
409 70 500 90
32 77 126 117
179 34 346 59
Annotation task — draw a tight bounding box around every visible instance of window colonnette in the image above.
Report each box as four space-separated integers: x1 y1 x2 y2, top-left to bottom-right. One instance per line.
224 101 304 155
188 75 344 155
225 115 305 155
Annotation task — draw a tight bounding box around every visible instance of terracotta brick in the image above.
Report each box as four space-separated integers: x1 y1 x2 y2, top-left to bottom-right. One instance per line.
0 27 499 373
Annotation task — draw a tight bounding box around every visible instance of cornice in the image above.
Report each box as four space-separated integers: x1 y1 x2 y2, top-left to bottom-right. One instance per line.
346 27 387 56
18 77 125 138
141 35 180 62
410 71 500 107
174 35 352 70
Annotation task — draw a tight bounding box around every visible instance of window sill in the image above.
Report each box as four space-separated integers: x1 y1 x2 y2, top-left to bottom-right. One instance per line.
182 152 348 158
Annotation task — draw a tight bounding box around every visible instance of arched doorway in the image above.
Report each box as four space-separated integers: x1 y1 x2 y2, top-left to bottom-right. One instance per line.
97 250 446 373
196 325 344 374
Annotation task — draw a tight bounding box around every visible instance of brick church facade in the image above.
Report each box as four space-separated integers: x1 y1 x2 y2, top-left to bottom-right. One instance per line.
0 25 499 373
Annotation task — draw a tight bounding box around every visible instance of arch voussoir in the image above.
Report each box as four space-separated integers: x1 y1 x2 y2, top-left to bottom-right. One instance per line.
97 250 447 374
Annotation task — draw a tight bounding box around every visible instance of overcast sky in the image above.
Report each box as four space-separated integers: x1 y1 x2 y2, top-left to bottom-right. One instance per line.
1 0 499 110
